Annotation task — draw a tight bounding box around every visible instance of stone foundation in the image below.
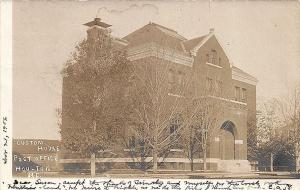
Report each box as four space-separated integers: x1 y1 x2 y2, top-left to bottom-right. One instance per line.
218 160 251 173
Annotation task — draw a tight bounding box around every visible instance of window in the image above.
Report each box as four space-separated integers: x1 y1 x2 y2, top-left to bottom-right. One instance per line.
177 71 185 92
170 125 178 134
206 54 210 62
235 86 240 101
189 81 195 96
170 116 181 148
170 124 179 148
124 85 131 98
129 136 135 148
241 88 247 102
206 77 213 92
217 81 223 95
168 69 175 93
168 69 175 83
211 50 217 65
168 69 185 95
177 71 183 85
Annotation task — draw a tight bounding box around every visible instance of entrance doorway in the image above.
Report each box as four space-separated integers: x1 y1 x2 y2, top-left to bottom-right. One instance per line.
219 121 236 160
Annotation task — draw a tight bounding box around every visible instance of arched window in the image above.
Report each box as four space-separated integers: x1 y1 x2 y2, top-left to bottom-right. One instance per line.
221 121 236 135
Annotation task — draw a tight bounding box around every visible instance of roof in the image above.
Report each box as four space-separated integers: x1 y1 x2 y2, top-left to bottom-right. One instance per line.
84 18 112 28
112 37 129 50
183 35 207 51
152 23 186 41
123 22 187 53
123 22 257 85
232 66 258 86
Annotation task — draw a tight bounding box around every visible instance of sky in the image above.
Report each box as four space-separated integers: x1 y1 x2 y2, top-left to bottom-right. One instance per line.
12 1 300 140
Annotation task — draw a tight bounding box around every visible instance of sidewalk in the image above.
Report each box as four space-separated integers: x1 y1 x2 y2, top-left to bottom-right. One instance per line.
17 170 299 179
98 170 260 179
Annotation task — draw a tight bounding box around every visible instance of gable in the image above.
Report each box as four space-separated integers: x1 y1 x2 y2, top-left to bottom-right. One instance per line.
193 34 230 64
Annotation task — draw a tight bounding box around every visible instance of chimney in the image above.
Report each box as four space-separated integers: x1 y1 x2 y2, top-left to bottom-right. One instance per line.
84 17 112 41
94 17 101 23
84 18 112 62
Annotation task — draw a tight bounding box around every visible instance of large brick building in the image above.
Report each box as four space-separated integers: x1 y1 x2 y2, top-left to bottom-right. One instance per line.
61 18 257 172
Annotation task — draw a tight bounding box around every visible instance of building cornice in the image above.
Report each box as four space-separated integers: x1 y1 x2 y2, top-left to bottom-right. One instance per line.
207 95 247 106
87 25 111 33
232 67 258 86
127 42 194 67
206 62 223 69
112 37 128 47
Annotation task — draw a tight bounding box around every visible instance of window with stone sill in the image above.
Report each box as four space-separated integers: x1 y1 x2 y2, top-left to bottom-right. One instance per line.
177 71 185 94
170 116 181 149
206 54 210 63
235 86 241 101
177 71 184 87
168 69 175 93
211 49 217 65
216 80 223 95
168 69 186 95
206 50 222 67
206 77 213 93
241 88 247 102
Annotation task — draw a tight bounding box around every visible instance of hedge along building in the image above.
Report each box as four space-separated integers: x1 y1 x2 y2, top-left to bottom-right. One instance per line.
61 18 258 172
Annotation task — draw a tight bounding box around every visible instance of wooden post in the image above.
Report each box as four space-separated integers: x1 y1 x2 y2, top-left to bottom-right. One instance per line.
270 153 273 172
190 145 194 172
91 153 96 177
153 126 158 173
296 142 300 172
153 145 158 173
203 129 207 172
203 146 207 172
189 127 194 172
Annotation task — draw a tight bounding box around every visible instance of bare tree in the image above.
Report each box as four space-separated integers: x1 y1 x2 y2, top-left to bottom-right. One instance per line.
180 122 202 172
275 84 300 171
255 100 293 171
125 44 227 172
60 32 131 176
123 43 200 172
247 118 258 163
180 84 227 172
